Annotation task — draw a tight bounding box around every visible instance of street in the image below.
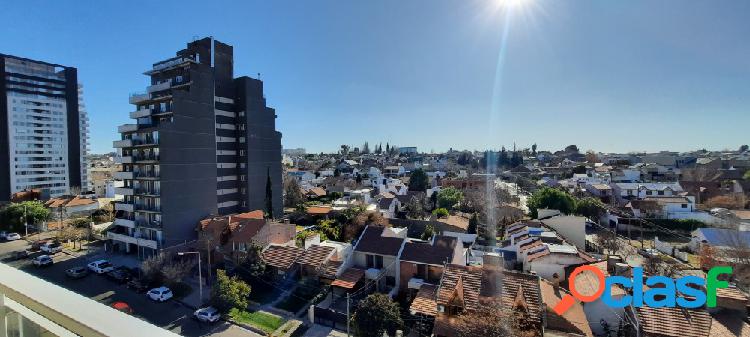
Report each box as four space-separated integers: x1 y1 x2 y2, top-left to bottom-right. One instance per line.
0 239 260 337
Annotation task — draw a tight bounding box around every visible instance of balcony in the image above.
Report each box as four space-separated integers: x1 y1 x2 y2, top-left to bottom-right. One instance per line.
133 172 159 180
145 56 195 75
134 188 160 196
113 139 133 148
147 79 172 93
107 232 158 250
135 204 161 213
128 93 150 104
129 108 151 119
118 124 138 133
115 187 134 196
114 156 133 164
113 171 134 180
133 155 159 163
114 202 134 212
113 217 135 228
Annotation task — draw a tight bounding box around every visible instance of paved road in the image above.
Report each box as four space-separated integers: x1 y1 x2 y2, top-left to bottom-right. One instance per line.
0 240 260 337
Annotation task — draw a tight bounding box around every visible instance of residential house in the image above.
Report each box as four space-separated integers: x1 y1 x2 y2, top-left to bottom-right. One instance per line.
297 244 336 280
399 235 464 296
352 226 407 295
539 279 593 337
377 197 400 218
612 182 683 203
262 245 304 280
45 195 100 217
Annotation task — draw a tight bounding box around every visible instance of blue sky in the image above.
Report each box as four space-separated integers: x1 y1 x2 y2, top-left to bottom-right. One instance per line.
1 0 748 154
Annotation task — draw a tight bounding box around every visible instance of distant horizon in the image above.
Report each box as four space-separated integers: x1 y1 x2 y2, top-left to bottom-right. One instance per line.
2 0 748 155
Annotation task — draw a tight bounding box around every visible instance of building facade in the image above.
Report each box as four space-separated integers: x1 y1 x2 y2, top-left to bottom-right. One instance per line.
0 54 89 201
111 38 282 255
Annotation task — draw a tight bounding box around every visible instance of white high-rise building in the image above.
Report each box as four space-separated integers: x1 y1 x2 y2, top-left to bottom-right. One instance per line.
1 54 89 200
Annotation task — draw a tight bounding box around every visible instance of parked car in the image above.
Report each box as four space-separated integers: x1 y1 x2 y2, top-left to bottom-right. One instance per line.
32 255 53 267
639 248 660 258
9 250 29 261
66 266 89 279
127 278 149 293
4 232 21 241
87 260 115 274
30 240 49 251
111 301 133 315
147 287 173 302
193 307 220 323
105 267 132 283
40 242 62 254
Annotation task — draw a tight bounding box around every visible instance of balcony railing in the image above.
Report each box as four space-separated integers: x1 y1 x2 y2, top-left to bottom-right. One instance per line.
129 108 151 119
113 171 134 180
113 217 135 228
134 188 160 196
118 124 138 133
133 171 159 179
107 232 158 249
133 154 159 162
114 156 133 164
128 93 149 104
131 137 158 146
147 79 172 93
113 139 133 148
135 204 161 212
115 187 134 196
114 202 134 212
135 219 162 228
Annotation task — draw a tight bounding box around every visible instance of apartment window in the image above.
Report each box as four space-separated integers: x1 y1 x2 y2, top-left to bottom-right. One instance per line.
681 204 688 208
658 190 664 196
367 255 384 269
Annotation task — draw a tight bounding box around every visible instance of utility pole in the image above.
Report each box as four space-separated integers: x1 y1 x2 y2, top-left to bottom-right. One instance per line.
23 205 28 237
346 293 351 337
205 238 212 288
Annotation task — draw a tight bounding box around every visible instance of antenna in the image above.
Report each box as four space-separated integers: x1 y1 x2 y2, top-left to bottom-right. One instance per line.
257 72 261 80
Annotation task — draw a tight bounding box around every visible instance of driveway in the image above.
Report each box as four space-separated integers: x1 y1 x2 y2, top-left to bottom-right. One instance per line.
0 240 261 337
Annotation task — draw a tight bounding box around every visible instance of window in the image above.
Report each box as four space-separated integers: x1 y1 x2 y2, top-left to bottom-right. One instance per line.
657 190 664 196
681 204 687 208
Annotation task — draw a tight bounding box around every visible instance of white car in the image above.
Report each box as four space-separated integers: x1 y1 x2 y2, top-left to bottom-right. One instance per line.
147 287 173 302
193 307 220 323
87 260 115 274
32 255 53 267
5 233 21 241
40 242 62 253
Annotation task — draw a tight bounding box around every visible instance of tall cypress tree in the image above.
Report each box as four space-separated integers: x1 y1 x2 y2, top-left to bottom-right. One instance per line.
265 167 274 219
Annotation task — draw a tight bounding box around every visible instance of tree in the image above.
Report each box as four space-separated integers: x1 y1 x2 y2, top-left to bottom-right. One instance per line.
375 143 383 154
0 201 51 233
362 142 370 154
333 168 341 177
345 211 387 241
740 145 749 153
340 144 350 157
454 304 534 337
421 223 435 240
468 213 479 234
284 177 306 208
585 150 598 163
705 195 746 209
564 144 579 153
352 293 403 337
531 143 537 156
575 197 606 220
211 269 251 313
572 165 586 174
237 244 267 280
527 187 577 218
141 252 192 286
457 152 473 166
385 143 390 154
437 187 464 210
430 191 438 210
432 208 449 218
405 197 426 219
408 168 429 192
745 170 750 181
264 168 274 219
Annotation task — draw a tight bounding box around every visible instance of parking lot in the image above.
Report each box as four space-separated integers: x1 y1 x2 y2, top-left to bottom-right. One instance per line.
0 239 258 337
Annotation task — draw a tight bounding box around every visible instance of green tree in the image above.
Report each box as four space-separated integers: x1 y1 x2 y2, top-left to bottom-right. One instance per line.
527 187 577 218
437 187 463 210
211 269 251 313
432 207 449 218
0 201 51 233
352 293 403 337
575 197 606 220
744 170 750 180
68 217 91 228
408 168 429 192
531 143 537 156
264 168 274 219
405 197 426 219
421 223 435 240
283 178 306 208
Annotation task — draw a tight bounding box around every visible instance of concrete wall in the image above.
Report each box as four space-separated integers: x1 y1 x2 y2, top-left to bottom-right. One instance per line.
542 216 587 250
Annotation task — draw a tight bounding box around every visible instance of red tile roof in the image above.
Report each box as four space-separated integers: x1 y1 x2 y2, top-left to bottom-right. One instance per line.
410 284 438 317
297 245 335 268
262 245 304 271
331 267 365 289
540 280 593 337
633 306 712 337
306 206 332 215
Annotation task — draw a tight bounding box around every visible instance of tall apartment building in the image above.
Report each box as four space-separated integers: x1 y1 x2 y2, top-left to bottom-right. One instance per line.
111 38 282 254
0 54 89 201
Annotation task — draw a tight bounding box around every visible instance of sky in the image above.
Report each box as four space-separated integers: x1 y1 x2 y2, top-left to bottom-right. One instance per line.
1 0 748 154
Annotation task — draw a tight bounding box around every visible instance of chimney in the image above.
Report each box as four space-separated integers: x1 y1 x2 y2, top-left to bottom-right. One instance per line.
552 273 561 292
483 252 503 271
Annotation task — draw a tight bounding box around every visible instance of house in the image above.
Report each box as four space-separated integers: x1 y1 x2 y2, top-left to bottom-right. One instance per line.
352 226 407 295
287 170 316 183
626 305 711 337
563 261 627 336
45 195 100 217
629 196 695 219
399 236 464 295
539 279 593 337
377 197 400 218
384 165 406 177
524 244 594 281
262 245 304 280
612 182 683 202
432 262 543 337
304 187 327 199
297 244 336 279
690 227 750 252
585 183 613 203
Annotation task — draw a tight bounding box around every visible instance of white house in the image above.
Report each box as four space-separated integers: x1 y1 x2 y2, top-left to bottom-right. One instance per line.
612 182 683 201
352 226 408 295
